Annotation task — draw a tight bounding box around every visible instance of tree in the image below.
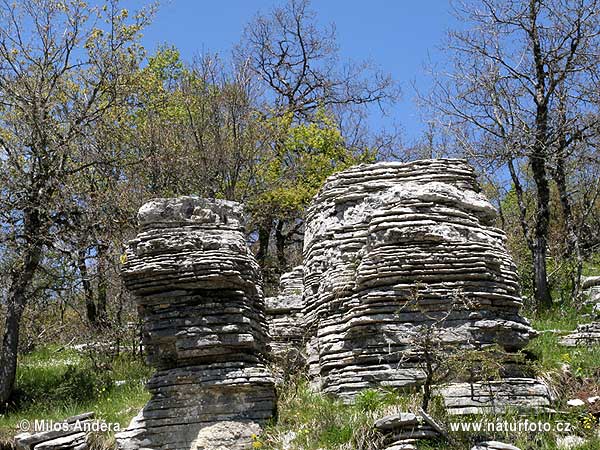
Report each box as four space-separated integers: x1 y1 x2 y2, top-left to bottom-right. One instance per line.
130 47 264 201
428 0 600 310
237 0 398 273
0 0 152 406
248 109 375 270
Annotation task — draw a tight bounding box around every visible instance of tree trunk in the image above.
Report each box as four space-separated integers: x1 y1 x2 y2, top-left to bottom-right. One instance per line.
256 221 271 267
554 146 584 302
0 239 43 406
528 0 552 311
530 128 553 309
275 219 287 271
96 242 109 327
77 248 97 326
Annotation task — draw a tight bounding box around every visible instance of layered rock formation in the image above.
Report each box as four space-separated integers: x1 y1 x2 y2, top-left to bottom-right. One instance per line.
265 266 305 356
560 276 600 346
439 378 554 415
374 412 442 450
15 413 94 450
560 322 600 347
302 159 545 406
116 197 276 450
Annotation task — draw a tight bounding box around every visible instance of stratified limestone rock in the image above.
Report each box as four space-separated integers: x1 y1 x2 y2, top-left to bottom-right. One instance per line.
582 276 600 308
560 322 600 347
582 276 600 290
438 378 554 415
559 276 600 347
303 159 540 403
15 413 94 450
265 266 305 355
116 197 276 450
374 412 440 449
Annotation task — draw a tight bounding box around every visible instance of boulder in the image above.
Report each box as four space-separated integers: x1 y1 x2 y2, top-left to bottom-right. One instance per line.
582 276 600 290
373 411 440 449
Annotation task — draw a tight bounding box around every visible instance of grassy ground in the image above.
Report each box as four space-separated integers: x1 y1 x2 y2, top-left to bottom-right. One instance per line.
257 303 600 450
1 305 599 449
0 346 151 447
260 375 600 450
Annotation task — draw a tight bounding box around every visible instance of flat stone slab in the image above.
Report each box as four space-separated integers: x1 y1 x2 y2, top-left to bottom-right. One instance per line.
560 322 600 346
374 413 419 431
472 442 521 450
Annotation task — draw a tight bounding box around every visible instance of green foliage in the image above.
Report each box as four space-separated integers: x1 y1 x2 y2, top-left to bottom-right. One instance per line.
250 108 376 223
0 346 151 443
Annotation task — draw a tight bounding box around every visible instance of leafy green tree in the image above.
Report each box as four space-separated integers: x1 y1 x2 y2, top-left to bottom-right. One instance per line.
0 0 152 406
250 109 375 268
428 0 600 310
238 0 398 273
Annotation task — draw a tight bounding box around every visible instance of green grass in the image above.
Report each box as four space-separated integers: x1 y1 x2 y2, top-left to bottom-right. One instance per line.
525 304 600 378
3 300 600 450
258 376 600 450
259 377 416 450
0 346 151 445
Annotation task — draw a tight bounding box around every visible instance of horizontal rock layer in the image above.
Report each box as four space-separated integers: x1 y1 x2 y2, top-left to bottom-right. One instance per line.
438 378 553 415
302 159 538 400
265 266 305 356
374 412 440 450
560 322 600 347
117 197 275 450
561 276 600 346
15 413 94 450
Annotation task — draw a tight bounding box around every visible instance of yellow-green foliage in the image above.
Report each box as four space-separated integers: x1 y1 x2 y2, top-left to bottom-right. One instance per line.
250 108 376 221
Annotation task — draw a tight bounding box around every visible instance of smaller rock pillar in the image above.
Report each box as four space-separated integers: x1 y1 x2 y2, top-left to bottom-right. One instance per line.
116 197 276 450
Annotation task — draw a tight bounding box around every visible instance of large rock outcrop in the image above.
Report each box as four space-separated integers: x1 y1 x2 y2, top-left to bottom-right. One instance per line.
116 197 276 450
302 159 547 408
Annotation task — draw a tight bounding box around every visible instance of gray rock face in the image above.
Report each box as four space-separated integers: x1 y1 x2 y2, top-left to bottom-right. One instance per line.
374 411 440 449
559 276 600 346
560 322 600 347
582 276 600 290
582 276 600 311
438 378 553 415
116 197 276 450
265 266 305 355
302 159 539 402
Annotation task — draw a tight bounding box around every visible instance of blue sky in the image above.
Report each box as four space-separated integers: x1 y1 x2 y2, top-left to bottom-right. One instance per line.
141 0 459 143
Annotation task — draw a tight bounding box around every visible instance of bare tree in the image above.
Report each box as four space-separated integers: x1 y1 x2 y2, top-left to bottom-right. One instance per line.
426 0 600 310
236 0 399 271
0 0 152 406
